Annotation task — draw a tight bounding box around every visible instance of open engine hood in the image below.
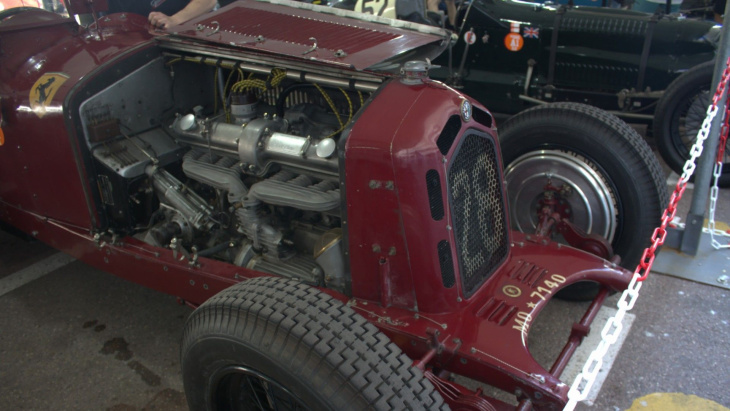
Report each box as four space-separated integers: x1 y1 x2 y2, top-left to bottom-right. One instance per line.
161 0 451 72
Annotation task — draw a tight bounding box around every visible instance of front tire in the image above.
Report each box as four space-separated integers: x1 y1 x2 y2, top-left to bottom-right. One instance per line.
182 277 446 411
499 103 668 299
654 61 729 187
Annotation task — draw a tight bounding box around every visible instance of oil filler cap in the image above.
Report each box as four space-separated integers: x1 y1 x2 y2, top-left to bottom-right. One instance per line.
400 61 430 85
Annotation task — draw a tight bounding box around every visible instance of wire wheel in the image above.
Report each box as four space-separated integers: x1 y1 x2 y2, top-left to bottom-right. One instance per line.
655 61 730 187
210 365 309 411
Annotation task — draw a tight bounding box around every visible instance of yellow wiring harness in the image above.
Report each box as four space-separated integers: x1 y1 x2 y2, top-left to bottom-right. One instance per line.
311 84 357 138
166 57 360 135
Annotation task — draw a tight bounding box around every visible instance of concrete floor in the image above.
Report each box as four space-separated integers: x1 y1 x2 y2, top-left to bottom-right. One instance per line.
0 232 190 410
1 142 729 410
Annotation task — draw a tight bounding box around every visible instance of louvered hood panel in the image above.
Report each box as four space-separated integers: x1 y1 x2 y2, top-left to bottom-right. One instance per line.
165 0 450 71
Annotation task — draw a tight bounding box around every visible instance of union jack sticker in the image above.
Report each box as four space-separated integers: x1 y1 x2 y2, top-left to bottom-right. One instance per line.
523 27 539 39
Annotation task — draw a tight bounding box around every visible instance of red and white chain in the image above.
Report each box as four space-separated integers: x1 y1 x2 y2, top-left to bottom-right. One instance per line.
709 91 730 249
564 58 730 411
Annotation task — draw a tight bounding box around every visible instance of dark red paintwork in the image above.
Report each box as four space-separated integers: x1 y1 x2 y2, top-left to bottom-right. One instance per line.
0 12 153 229
0 3 633 409
170 0 449 71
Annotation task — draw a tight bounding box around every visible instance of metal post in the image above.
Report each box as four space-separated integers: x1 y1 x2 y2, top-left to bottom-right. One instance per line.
679 9 730 255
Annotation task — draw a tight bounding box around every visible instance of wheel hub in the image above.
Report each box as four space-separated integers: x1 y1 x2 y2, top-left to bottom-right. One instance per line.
504 150 617 243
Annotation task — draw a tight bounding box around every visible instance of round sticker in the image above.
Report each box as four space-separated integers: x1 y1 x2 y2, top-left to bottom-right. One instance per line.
464 31 476 45
504 33 523 52
502 285 522 298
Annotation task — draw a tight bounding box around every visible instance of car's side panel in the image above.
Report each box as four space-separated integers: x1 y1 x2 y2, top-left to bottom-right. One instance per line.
434 0 716 114
0 11 154 229
1 200 234 299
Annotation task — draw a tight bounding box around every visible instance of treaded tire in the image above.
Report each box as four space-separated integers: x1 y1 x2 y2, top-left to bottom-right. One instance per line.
182 277 447 411
654 61 729 187
500 103 668 300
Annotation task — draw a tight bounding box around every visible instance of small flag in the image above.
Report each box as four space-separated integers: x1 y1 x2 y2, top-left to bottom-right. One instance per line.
523 27 539 39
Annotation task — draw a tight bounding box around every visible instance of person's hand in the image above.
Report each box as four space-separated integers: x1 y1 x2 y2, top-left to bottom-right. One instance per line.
148 11 180 29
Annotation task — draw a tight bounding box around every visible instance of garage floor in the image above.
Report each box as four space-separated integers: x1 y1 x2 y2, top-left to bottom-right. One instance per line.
1 138 729 410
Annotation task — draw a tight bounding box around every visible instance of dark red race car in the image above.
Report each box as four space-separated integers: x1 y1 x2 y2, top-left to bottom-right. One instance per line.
0 1 664 409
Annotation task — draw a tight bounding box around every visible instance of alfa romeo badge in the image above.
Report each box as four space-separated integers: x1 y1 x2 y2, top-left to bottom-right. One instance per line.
460 99 472 122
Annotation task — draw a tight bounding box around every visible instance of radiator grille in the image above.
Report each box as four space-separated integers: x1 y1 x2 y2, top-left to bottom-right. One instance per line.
448 132 509 296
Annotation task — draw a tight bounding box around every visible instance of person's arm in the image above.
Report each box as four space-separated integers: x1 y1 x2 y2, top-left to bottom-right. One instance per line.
148 0 217 29
426 0 456 28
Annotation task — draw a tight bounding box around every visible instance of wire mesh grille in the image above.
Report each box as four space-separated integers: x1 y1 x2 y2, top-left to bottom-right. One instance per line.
448 132 509 296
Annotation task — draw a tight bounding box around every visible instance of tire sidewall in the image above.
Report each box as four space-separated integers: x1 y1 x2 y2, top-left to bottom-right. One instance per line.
183 333 341 411
181 278 444 411
500 105 651 268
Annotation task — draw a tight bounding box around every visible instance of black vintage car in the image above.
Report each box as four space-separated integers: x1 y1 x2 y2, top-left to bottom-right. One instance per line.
429 0 724 185
339 0 724 185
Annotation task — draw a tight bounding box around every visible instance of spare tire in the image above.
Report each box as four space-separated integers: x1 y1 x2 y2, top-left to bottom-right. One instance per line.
499 103 668 300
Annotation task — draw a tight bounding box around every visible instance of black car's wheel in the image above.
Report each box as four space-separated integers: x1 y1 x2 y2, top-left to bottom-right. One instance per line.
182 276 446 411
654 61 729 187
499 103 668 300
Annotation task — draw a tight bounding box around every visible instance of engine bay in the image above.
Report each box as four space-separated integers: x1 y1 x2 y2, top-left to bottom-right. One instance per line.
79 52 378 294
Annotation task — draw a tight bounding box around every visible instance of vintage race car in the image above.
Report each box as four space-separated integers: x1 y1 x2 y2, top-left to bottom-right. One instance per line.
1 1 662 409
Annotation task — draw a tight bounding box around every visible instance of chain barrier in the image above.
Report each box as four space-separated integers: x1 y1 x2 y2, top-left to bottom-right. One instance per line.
670 218 730 237
709 91 730 249
671 91 730 248
564 58 730 411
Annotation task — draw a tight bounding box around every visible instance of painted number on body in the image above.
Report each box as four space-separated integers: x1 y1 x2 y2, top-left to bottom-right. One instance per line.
512 274 566 337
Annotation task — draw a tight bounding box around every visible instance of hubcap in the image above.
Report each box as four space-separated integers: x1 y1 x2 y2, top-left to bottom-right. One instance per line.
504 150 617 242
